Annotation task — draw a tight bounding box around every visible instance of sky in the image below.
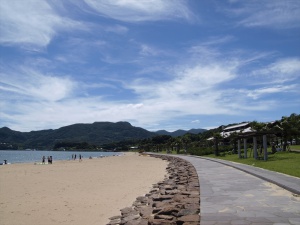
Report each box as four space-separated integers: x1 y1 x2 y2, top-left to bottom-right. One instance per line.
0 0 300 132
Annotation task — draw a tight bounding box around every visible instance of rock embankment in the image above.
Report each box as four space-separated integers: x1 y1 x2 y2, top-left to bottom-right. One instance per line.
107 154 200 225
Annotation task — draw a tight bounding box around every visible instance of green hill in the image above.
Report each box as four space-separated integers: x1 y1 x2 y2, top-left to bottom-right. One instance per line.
0 122 155 150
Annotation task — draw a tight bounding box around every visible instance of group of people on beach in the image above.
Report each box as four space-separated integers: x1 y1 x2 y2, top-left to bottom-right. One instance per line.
42 156 52 164
40 154 83 164
71 154 82 162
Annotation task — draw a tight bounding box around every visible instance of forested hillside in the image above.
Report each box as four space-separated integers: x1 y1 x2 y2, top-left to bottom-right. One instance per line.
0 122 155 149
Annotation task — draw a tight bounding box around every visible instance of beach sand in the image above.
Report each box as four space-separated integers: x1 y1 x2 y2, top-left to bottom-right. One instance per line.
0 152 168 225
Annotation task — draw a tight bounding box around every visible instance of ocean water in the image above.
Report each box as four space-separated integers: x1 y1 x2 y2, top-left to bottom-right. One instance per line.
0 150 120 164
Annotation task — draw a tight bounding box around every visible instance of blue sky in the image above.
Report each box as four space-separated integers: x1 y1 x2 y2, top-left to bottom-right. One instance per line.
0 0 300 132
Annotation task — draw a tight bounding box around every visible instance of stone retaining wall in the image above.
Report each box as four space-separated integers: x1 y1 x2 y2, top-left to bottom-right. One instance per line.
107 154 200 225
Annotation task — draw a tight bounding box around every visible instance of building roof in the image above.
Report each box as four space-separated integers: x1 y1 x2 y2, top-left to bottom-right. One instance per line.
223 122 249 131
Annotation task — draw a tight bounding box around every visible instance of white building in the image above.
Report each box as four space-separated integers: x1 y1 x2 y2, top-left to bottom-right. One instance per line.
221 122 254 138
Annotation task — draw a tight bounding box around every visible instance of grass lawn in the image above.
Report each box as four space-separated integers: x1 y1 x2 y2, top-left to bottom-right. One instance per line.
206 151 300 178
290 145 300 150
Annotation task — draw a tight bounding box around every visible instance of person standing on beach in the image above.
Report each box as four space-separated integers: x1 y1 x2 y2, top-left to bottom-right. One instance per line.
47 156 52 164
42 156 45 164
74 154 77 160
79 154 82 162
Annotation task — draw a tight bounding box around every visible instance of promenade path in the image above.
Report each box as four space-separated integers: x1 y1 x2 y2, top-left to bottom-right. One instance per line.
174 155 300 225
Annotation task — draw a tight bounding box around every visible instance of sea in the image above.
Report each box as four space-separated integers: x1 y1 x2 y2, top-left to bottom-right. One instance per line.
0 150 121 164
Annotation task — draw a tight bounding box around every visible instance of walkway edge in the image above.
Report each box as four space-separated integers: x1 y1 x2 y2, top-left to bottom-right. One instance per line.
192 155 300 195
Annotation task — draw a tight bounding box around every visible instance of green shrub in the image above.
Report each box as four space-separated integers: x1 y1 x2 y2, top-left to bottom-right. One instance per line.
189 147 214 156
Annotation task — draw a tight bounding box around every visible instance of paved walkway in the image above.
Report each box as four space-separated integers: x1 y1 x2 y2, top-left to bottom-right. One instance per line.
173 155 300 225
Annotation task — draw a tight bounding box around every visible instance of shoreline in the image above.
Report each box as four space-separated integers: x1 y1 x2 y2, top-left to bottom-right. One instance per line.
0 150 121 165
0 152 168 225
0 155 121 166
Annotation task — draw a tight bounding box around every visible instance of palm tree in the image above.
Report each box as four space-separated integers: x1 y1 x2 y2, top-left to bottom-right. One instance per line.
228 132 239 154
277 113 300 151
213 132 222 156
181 134 191 154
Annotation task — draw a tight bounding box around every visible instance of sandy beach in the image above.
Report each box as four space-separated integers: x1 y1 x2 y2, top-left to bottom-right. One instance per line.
0 152 168 225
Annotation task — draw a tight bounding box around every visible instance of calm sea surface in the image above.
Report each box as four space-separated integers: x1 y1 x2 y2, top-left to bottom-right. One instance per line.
0 150 120 164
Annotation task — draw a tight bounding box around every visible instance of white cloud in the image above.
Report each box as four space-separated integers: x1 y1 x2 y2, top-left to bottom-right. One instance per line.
267 58 300 75
229 0 300 29
0 67 76 102
139 44 171 57
0 96 150 131
187 38 238 64
188 45 221 60
246 85 296 100
197 35 236 46
0 0 82 48
140 44 159 56
83 0 195 22
128 63 238 117
251 58 300 83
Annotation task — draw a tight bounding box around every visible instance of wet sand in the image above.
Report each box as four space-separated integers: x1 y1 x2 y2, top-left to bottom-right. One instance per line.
0 152 168 225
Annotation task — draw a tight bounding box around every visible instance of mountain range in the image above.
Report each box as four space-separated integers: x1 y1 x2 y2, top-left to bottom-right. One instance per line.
0 121 206 149
155 128 206 137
